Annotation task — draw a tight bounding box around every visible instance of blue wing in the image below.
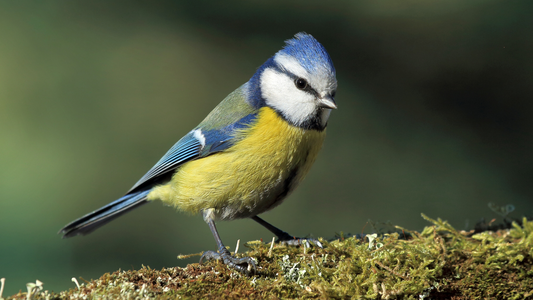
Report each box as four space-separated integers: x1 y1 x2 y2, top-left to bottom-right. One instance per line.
128 84 259 192
59 84 259 238
127 132 204 193
128 112 257 193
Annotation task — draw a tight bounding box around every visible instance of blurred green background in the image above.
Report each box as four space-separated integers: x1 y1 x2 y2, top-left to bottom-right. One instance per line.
1 0 532 295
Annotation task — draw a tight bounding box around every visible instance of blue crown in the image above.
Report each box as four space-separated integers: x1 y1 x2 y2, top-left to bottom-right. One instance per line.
278 32 335 75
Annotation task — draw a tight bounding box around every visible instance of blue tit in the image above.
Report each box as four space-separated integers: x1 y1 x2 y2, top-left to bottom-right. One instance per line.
60 32 337 275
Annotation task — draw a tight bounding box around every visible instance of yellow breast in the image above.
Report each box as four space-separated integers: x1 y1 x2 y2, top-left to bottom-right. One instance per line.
147 106 326 220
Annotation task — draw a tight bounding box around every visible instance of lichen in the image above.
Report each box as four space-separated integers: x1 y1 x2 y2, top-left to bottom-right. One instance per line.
6 216 533 299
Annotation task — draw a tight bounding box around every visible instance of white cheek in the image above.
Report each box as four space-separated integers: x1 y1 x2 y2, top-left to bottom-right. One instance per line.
260 68 316 126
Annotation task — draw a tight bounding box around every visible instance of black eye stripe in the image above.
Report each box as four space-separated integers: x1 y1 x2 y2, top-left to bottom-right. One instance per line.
273 64 320 97
292 77 320 97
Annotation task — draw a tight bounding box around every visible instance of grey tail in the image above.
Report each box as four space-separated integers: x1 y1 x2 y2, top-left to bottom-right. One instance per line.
59 190 150 238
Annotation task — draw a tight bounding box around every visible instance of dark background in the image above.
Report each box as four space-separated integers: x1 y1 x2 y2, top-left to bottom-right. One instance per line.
1 1 532 295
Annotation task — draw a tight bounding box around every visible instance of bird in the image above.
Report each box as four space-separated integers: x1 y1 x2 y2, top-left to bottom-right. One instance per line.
59 32 337 275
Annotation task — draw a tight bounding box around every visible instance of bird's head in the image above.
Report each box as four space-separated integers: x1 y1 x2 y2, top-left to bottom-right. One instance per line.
248 32 337 130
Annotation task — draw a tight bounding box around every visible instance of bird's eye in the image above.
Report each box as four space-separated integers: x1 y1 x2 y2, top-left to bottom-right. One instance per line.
295 78 308 90
331 90 336 98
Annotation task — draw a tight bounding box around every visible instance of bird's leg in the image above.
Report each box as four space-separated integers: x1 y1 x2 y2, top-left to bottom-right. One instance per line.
200 213 256 276
252 216 323 248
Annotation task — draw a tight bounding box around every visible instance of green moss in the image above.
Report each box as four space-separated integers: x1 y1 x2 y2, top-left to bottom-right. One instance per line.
6 216 533 299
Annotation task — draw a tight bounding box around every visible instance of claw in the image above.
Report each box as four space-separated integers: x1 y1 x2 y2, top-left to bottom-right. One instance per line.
200 247 257 276
279 237 323 248
251 216 323 249
274 229 323 248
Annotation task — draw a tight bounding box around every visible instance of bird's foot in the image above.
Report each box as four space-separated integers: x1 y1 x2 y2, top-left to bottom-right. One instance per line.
200 247 256 276
277 232 323 248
